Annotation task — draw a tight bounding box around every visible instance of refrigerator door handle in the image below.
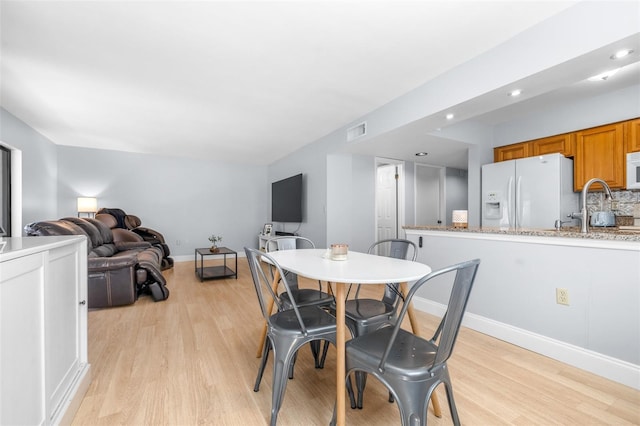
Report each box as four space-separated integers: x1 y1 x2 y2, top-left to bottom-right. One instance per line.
516 175 522 229
508 176 514 228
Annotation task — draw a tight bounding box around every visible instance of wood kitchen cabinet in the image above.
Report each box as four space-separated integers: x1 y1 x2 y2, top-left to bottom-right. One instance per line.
627 118 640 152
493 118 637 190
574 122 625 191
494 142 530 162
531 133 574 157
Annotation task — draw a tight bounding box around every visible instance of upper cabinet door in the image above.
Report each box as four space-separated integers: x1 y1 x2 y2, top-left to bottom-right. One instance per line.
531 133 574 157
494 142 530 162
627 118 640 153
574 122 625 191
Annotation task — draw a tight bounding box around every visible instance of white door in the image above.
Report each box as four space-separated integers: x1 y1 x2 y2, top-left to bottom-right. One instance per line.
415 164 443 225
375 160 404 241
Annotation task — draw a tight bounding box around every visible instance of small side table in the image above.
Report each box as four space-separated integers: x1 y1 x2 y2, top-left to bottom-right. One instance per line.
194 247 238 282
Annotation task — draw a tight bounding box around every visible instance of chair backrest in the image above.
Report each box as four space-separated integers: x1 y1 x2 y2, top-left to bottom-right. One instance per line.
265 236 315 289
366 239 417 304
377 258 480 372
244 247 308 334
367 238 417 261
265 235 315 253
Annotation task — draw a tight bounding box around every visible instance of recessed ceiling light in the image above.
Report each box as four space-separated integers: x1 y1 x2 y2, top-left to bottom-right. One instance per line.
588 68 620 81
508 89 522 97
445 113 454 120
610 49 634 60
415 152 428 157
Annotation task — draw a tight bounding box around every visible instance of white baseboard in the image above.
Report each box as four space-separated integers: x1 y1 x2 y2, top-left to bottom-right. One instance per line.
413 296 640 390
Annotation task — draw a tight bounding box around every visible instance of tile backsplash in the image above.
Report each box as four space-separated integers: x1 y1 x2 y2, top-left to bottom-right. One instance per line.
586 190 639 216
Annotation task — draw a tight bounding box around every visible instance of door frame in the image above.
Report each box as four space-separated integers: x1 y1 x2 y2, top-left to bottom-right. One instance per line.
0 141 22 236
374 157 405 240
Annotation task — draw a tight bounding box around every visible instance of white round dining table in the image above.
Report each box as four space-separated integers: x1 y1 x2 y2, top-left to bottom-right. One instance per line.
266 248 433 426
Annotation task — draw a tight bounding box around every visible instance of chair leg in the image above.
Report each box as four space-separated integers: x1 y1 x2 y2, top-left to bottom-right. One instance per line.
270 347 297 426
254 338 271 392
288 351 298 379
330 399 337 426
441 374 460 426
309 340 321 368
346 373 357 409
391 380 431 426
356 371 368 409
318 340 330 368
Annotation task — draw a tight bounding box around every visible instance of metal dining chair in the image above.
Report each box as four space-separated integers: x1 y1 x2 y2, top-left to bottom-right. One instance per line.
334 258 481 426
265 236 334 311
342 238 417 408
245 247 337 426
264 236 335 369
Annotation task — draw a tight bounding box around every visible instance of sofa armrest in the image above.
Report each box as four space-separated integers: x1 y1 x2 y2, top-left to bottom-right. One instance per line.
132 227 166 244
115 240 152 251
88 254 137 272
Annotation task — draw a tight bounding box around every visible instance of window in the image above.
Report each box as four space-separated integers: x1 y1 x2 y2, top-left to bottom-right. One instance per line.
0 145 10 236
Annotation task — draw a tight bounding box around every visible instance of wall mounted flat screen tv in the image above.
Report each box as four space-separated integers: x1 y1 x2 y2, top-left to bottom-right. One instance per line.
271 173 303 223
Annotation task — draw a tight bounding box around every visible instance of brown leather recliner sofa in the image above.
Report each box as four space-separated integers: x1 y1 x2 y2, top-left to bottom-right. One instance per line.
24 217 169 308
97 208 174 270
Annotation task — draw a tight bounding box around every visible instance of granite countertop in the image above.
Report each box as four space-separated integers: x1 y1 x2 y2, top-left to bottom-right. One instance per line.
404 225 640 242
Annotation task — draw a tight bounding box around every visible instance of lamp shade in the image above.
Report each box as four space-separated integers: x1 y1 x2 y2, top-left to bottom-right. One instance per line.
77 197 98 213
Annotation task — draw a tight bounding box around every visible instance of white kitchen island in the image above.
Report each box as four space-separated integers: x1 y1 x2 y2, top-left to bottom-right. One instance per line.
0 236 90 425
404 226 640 390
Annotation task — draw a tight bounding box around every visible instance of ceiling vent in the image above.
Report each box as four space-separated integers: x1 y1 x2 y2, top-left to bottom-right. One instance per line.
347 122 367 141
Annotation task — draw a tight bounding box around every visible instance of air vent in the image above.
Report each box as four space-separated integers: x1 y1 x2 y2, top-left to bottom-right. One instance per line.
347 122 367 141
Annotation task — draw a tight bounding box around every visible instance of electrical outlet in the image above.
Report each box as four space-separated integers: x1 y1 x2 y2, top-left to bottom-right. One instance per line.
556 288 569 305
176 239 181 246
611 200 619 210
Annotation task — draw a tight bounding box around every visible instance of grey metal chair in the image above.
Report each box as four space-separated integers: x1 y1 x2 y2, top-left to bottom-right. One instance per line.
245 247 337 426
265 236 335 368
335 258 481 426
265 236 334 311
344 238 417 408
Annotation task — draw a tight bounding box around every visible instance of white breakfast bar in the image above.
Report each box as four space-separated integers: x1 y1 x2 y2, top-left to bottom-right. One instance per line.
404 226 640 390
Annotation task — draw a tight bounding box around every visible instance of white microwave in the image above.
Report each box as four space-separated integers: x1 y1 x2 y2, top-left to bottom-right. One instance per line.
628 152 640 189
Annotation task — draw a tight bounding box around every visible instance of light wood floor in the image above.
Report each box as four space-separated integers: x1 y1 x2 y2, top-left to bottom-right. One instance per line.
72 259 640 425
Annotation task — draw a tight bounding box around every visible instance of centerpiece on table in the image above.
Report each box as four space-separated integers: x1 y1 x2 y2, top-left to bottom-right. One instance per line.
208 234 222 252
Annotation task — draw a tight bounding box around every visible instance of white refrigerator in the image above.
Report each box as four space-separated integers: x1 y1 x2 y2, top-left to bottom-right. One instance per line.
481 153 579 230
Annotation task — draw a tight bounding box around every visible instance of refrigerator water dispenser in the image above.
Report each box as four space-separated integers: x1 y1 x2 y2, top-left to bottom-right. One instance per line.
484 191 503 219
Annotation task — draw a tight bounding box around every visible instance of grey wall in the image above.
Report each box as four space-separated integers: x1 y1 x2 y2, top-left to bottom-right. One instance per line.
491 85 640 147
268 131 331 247
56 146 268 257
267 2 640 238
445 168 468 226
0 108 57 230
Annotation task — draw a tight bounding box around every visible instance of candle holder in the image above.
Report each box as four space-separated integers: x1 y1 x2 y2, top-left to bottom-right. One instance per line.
452 210 468 228
330 243 348 261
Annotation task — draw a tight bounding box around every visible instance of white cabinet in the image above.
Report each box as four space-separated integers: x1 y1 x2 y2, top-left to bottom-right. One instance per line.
1 250 47 425
0 236 90 425
258 234 272 251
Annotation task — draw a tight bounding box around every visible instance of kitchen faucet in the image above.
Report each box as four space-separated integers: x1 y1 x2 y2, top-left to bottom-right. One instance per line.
568 177 614 233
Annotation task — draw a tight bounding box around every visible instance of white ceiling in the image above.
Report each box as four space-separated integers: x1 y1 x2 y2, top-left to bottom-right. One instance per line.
1 1 636 168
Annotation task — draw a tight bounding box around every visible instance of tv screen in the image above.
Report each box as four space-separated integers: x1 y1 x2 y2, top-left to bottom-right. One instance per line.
271 173 303 223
